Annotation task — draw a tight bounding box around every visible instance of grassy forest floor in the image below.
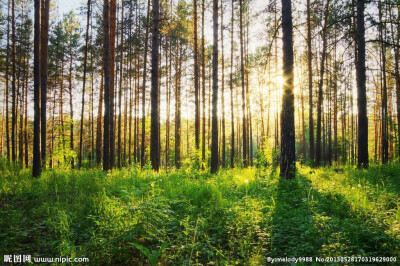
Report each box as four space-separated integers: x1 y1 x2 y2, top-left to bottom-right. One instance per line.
1 161 400 265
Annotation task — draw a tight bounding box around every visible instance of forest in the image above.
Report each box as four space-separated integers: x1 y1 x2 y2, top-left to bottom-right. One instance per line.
0 0 399 264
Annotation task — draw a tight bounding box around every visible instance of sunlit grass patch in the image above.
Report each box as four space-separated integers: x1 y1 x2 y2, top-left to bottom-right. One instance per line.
0 164 399 264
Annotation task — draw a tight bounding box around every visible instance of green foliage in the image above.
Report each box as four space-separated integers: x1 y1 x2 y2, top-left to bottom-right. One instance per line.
130 241 169 266
255 140 279 168
50 128 77 170
0 164 399 264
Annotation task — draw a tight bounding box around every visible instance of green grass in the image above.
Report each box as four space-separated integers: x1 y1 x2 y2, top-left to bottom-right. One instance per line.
0 163 399 265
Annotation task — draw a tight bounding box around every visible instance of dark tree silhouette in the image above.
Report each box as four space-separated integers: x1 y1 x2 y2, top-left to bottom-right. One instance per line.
210 0 219 173
33 0 41 177
151 0 160 171
103 0 111 170
356 0 368 168
194 0 200 151
280 0 296 179
40 0 50 168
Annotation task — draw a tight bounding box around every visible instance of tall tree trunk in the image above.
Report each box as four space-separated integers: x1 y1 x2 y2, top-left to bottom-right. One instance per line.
140 0 151 167
157 37 161 168
230 0 235 168
342 79 347 163
357 0 368 168
208 74 211 150
19 72 24 164
40 0 50 168
307 0 314 162
280 0 296 179
69 45 75 168
150 0 160 171
90 24 95 164
220 0 226 168
96 71 104 165
11 0 16 163
50 89 55 168
123 61 127 165
109 0 117 169
0 96 3 157
201 0 206 164
239 0 247 167
315 0 329 166
5 0 10 162
79 0 92 168
211 0 219 173
194 0 200 151
117 1 124 168
175 44 182 169
24 75 28 167
395 5 400 159
103 0 111 170
245 17 252 165
301 82 306 161
33 0 41 177
274 3 279 155
327 65 332 164
127 4 133 164
166 36 171 168
379 2 388 164
333 39 338 162
60 58 65 159
351 95 354 163
128 59 132 165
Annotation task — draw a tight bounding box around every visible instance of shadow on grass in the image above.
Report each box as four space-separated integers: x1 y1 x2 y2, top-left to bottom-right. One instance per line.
270 175 318 257
270 173 400 258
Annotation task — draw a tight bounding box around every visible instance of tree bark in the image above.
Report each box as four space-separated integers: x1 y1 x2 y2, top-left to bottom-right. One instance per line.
211 0 219 173
357 0 368 168
96 71 104 165
230 0 235 168
175 44 182 169
379 2 388 164
333 40 338 162
239 0 247 167
11 0 16 163
280 0 296 179
201 0 206 164
40 0 50 168
307 0 314 162
141 0 151 168
5 0 10 162
166 36 171 168
194 0 200 151
24 74 28 167
150 0 160 171
33 0 41 177
103 0 111 170
79 0 92 168
395 5 400 158
117 1 124 168
69 44 75 168
109 0 117 169
220 0 225 168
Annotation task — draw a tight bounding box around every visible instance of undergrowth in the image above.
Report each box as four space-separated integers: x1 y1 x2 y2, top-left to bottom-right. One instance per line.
0 163 399 265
